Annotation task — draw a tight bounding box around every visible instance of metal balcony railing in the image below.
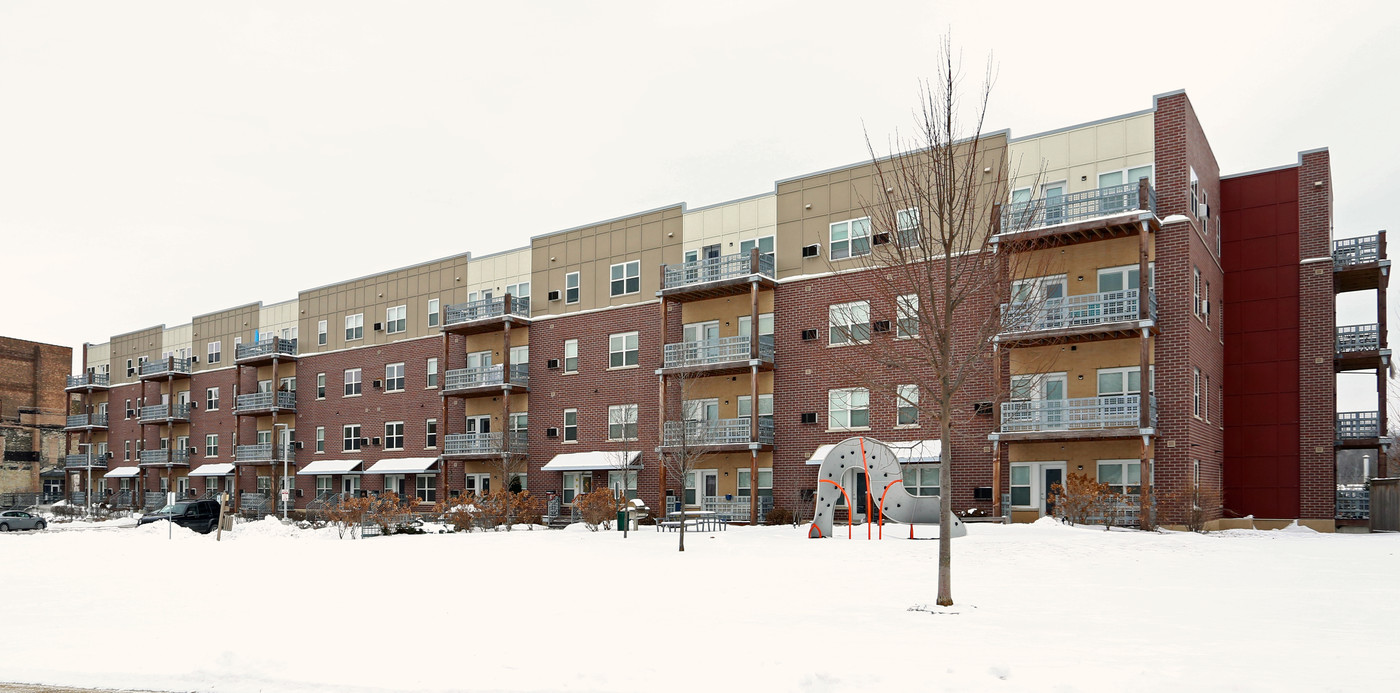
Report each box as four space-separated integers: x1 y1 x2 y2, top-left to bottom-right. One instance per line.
139 357 192 377
139 403 191 421
1336 324 1381 353
235 391 296 412
1336 411 1381 440
661 252 776 290
1336 486 1370 520
235 442 289 462
443 296 530 326
64 454 106 469
66 373 110 388
139 449 189 465
662 417 775 447
663 335 775 369
1333 235 1380 268
443 432 527 456
1000 182 1156 234
1000 395 1156 433
700 495 774 522
236 338 298 360
443 364 528 391
1001 289 1156 334
65 413 108 428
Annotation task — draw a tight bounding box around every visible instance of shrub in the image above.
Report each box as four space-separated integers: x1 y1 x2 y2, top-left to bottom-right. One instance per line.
325 496 371 539
514 491 546 528
574 489 618 531
434 495 478 532
765 505 794 526
1047 472 1118 529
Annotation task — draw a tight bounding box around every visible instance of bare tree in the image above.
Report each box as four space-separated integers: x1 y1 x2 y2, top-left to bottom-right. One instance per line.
659 370 720 552
481 425 529 531
605 403 641 538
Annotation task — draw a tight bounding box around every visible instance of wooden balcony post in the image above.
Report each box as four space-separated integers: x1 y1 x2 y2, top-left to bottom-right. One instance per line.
1137 178 1151 213
1139 220 1151 321
990 203 1001 236
440 328 451 497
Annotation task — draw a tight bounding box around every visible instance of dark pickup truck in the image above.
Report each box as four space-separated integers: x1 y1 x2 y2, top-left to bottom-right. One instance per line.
136 499 222 534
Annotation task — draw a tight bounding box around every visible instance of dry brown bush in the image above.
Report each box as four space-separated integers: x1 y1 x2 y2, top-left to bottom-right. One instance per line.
574 489 617 531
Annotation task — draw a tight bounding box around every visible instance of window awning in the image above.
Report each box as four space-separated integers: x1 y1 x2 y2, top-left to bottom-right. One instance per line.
297 459 364 476
804 440 941 465
188 463 235 477
104 467 143 478
363 458 438 475
541 450 641 472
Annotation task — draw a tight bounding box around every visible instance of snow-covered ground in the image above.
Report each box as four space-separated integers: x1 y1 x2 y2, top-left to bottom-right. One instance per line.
2 518 1397 692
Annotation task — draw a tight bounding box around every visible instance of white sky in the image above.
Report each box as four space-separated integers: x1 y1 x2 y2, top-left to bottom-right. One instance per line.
3 1 1397 408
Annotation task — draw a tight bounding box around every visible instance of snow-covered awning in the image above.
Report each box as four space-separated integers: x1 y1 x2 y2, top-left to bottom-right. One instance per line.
541 450 641 472
104 467 143 478
804 440 941 465
363 458 438 475
297 459 364 476
188 463 235 477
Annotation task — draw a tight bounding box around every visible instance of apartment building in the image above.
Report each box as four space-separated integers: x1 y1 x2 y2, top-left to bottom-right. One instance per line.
63 90 1388 530
1 336 70 502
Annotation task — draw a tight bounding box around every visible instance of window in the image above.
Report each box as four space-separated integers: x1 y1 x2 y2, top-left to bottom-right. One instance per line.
895 207 920 247
1097 366 1152 397
316 475 333 496
896 294 919 338
345 314 363 341
902 465 940 496
426 358 438 388
1203 373 1211 422
204 434 218 458
124 440 131 461
897 385 919 426
1192 266 1201 317
506 282 530 300
316 373 326 399
317 320 327 346
562 471 587 504
384 422 404 450
609 261 640 296
427 299 440 328
738 235 775 265
385 363 405 392
343 425 362 452
315 427 325 453
205 387 220 411
564 339 579 373
563 409 578 442
737 394 773 422
426 419 437 448
280 377 296 394
828 301 871 345
737 468 773 501
1010 465 1031 506
608 405 638 441
1193 367 1202 418
1203 280 1212 329
207 341 221 364
565 272 580 304
344 368 362 397
737 313 775 339
1189 167 1200 217
1097 461 1142 495
416 474 436 503
386 305 406 334
830 216 871 260
608 470 639 501
609 332 639 368
828 388 870 430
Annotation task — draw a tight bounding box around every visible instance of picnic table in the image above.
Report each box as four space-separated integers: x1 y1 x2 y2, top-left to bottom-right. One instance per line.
656 509 727 532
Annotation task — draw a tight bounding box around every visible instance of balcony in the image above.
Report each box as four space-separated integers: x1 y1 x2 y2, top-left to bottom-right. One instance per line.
235 337 298 364
659 251 777 301
138 357 193 380
65 373 110 391
1336 411 1389 446
138 403 191 424
660 335 775 376
1335 323 1389 371
64 413 108 431
1333 233 1389 293
234 443 290 464
442 295 531 335
993 395 1156 441
64 454 106 470
993 182 1158 249
999 289 1157 346
661 417 774 451
138 449 190 467
442 432 528 459
234 391 297 416
441 364 528 397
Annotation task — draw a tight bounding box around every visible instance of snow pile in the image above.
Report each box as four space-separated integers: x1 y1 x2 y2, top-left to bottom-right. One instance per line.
1278 520 1320 534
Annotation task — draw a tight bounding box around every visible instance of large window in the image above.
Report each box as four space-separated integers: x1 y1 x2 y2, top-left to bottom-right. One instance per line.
738 235 775 265
737 394 773 422
737 468 773 501
506 282 530 300
897 384 919 426
610 261 640 296
386 305 406 334
427 298 440 328
563 339 579 373
608 470 639 501
896 294 919 338
737 313 775 339
1097 366 1151 397
344 368 362 397
1010 465 1031 506
205 387 220 411
204 434 219 458
1097 461 1142 495
317 320 327 346
565 272 580 304
829 301 871 345
345 314 364 341
385 363 405 392
416 474 436 503
207 341 221 364
426 358 438 388
830 216 871 260
608 405 638 441
828 388 870 430
343 425 362 452
902 465 939 496
895 207 921 247
563 409 578 442
609 332 639 368
384 422 404 451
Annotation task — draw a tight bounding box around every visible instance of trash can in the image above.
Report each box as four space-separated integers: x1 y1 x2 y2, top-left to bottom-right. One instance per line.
617 509 627 530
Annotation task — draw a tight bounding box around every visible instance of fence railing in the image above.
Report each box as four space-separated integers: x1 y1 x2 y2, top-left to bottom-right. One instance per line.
1001 289 1156 334
139 357 192 377
1336 411 1381 439
139 449 189 465
661 252 776 290
236 338 298 360
235 391 296 412
235 443 289 462
443 295 531 326
1336 324 1381 354
1336 486 1370 520
66 413 108 428
700 495 774 522
1000 182 1156 233
443 432 528 456
1000 395 1156 433
663 335 775 369
65 454 106 469
443 364 528 391
662 417 775 447
139 403 191 421
1333 234 1380 268
66 373 110 388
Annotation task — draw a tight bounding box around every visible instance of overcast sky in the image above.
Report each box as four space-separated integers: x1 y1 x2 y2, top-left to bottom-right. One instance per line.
3 1 1397 407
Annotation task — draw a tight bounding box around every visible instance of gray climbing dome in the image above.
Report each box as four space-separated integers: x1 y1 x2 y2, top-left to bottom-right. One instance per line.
807 436 966 539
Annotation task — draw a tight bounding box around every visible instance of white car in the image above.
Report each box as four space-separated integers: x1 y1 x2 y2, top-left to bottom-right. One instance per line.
0 510 47 532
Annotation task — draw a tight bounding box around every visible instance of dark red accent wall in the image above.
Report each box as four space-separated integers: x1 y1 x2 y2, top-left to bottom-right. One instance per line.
1220 166 1302 518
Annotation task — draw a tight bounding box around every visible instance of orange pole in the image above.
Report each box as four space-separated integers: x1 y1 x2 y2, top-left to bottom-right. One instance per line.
858 437 873 540
878 479 902 540
818 478 853 540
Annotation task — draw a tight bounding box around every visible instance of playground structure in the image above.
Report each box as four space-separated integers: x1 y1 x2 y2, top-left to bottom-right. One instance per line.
808 436 966 539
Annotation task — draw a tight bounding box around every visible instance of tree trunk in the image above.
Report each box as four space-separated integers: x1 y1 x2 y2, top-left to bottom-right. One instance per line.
937 412 953 606
678 507 686 552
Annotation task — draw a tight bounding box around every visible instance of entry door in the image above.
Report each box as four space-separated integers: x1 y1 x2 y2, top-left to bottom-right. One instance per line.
342 476 361 496
465 473 491 497
1042 463 1067 517
465 415 491 446
684 321 720 361
701 244 721 279
683 399 720 422
1041 374 1067 428
1042 182 1066 224
689 470 718 507
467 350 493 370
836 469 869 518
384 475 405 496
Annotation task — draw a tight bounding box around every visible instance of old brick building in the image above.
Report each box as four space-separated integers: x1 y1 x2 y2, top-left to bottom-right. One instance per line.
61 90 1387 530
1 336 70 502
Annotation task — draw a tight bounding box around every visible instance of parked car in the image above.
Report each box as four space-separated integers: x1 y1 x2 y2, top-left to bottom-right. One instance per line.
0 510 47 532
136 499 221 534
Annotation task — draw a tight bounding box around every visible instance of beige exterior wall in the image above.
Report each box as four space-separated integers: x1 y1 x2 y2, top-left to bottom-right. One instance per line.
680 195 777 259
689 452 773 499
192 304 260 373
1008 112 1154 196
677 294 775 332
259 299 300 342
1009 339 1156 397
108 326 163 386
298 253 472 354
85 342 110 373
160 324 192 360
1012 236 1156 292
530 206 683 315
464 248 531 305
